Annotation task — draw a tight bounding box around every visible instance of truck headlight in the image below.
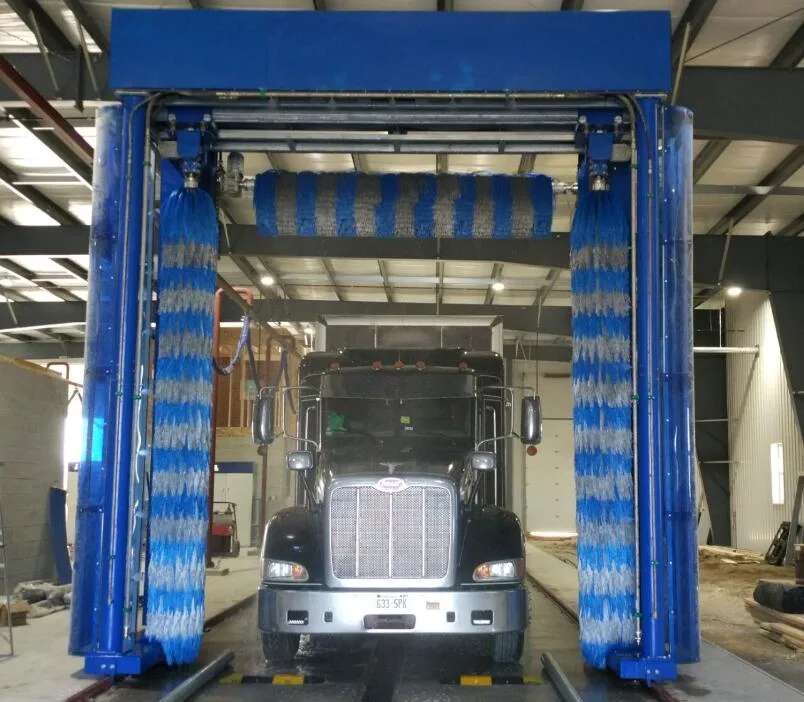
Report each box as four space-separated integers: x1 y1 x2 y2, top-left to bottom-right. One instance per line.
473 558 524 582
261 558 309 582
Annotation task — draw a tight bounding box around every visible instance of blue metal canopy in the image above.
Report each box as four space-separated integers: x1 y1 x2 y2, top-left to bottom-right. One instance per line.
110 10 671 94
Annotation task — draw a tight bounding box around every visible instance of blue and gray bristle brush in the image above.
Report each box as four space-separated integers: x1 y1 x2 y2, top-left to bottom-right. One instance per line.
571 167 637 668
146 185 218 665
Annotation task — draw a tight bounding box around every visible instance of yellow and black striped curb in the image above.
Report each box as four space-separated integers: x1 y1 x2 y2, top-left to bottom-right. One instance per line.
219 673 323 685
442 674 544 686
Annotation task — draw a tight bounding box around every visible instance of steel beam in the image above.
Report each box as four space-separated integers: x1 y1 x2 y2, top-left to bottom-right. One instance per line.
0 339 574 363
5 0 74 53
0 225 89 256
0 259 81 302
4 226 804 289
0 56 94 167
7 107 92 187
52 257 89 280
247 299 570 336
771 21 804 69
0 340 83 359
776 213 804 238
227 228 573 268
321 258 344 301
518 154 536 175
688 27 804 181
0 51 799 143
692 140 728 184
484 263 503 305
436 153 448 174
0 159 82 225
706 147 804 236
672 0 717 69
377 260 393 303
229 255 277 299
62 0 109 54
0 299 566 335
257 256 292 299
677 67 804 144
0 301 85 330
534 267 561 307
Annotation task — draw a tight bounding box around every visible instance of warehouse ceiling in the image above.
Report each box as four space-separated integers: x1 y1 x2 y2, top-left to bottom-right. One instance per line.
0 0 802 357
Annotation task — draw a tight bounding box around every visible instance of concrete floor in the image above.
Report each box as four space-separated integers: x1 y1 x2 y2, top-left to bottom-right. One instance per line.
525 544 804 702
0 555 260 702
99 583 657 702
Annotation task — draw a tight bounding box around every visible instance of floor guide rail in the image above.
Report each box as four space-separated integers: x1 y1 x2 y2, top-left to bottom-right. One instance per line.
94 583 666 702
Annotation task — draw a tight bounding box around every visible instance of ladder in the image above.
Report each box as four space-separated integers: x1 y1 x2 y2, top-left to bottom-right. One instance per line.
0 495 12 657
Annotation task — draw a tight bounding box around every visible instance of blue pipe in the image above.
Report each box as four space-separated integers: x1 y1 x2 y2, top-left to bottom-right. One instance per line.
101 95 148 653
69 105 123 656
635 97 666 662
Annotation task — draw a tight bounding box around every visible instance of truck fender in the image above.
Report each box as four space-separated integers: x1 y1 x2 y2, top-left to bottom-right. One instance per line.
457 507 525 584
261 507 324 583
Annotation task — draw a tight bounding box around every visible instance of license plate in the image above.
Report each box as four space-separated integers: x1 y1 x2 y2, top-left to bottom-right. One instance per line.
375 595 408 610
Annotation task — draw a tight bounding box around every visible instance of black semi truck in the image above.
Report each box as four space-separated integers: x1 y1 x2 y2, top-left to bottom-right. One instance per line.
253 348 540 663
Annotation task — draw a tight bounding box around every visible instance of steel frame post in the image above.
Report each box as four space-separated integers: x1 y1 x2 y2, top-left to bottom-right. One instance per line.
662 106 699 663
608 97 676 684
69 104 123 658
82 94 162 676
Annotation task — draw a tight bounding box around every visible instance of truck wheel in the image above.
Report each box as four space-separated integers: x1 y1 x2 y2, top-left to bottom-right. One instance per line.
491 632 524 663
262 633 300 662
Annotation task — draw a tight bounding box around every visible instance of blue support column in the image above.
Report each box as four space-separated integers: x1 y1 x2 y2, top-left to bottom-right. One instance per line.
70 104 123 657
75 95 162 677
662 106 700 663
608 97 676 684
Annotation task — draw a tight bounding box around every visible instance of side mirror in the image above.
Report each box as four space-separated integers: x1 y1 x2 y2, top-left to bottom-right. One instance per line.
287 450 314 472
252 388 276 445
468 451 496 472
520 396 542 445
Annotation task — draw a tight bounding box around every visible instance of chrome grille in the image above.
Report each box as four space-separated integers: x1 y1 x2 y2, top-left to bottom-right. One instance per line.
330 484 452 580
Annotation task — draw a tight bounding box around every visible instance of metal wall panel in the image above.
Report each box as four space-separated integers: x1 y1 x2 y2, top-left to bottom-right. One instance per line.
727 292 804 551
511 359 575 535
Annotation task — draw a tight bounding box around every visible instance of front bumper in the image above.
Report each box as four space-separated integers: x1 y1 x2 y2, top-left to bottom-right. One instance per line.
258 584 527 635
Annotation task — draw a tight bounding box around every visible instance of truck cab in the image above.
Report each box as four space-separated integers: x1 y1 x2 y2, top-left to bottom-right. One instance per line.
254 348 541 663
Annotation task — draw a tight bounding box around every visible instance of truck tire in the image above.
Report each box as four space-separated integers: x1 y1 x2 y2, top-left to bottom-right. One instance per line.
491 631 524 663
261 633 300 662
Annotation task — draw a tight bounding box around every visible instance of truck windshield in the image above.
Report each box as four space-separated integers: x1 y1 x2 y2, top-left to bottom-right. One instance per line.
321 370 474 444
323 396 473 443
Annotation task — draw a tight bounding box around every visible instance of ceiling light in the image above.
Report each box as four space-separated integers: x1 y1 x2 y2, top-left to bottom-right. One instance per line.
726 286 742 298
491 281 505 292
260 275 275 286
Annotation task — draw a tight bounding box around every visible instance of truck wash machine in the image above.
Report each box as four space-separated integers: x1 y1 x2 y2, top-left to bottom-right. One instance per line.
70 9 697 685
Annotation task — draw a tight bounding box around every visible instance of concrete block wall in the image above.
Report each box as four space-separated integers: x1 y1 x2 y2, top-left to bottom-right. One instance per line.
0 358 67 590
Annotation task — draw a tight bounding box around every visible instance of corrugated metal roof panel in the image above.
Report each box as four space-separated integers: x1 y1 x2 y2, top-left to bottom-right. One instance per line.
698 142 796 186
686 1 804 67
385 260 436 277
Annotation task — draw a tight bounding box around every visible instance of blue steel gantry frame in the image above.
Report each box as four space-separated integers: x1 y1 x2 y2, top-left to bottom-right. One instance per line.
69 8 697 685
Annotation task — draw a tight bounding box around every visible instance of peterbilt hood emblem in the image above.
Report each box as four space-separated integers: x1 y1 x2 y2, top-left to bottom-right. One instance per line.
375 477 408 493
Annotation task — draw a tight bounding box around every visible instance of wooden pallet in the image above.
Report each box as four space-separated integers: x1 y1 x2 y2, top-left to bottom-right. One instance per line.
745 599 804 652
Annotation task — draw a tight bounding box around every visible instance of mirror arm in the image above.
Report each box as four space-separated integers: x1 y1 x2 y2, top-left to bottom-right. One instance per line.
475 432 515 451
301 473 319 506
